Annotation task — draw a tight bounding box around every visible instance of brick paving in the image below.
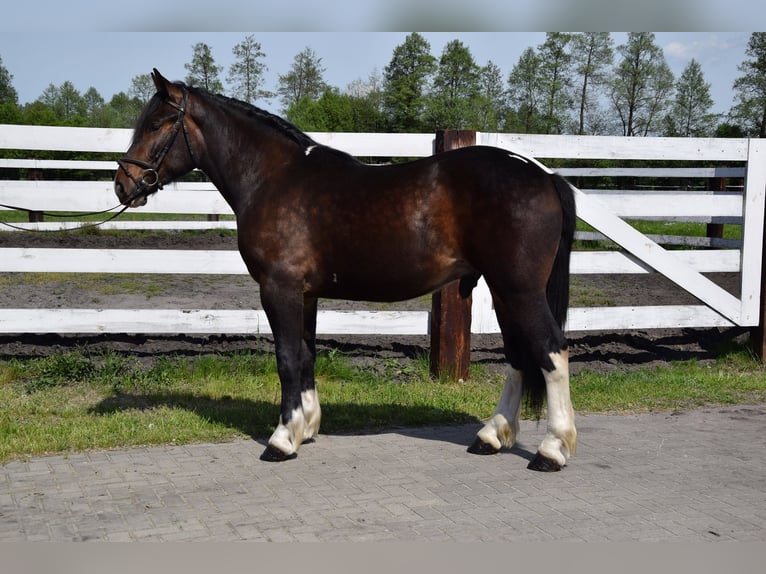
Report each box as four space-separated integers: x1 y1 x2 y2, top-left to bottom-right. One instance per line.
1 404 765 541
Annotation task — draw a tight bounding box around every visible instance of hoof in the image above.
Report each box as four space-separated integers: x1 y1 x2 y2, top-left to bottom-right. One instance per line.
527 452 562 472
260 444 298 462
467 437 500 455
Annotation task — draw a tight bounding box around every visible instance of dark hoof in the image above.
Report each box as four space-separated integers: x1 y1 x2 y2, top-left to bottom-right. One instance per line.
260 444 298 462
467 437 500 455
527 452 562 472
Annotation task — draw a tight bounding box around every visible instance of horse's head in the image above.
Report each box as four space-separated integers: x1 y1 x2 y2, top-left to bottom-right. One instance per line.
114 69 199 207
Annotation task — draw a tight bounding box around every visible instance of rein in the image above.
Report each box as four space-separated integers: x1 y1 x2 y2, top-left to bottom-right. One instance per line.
1 88 196 233
0 201 132 233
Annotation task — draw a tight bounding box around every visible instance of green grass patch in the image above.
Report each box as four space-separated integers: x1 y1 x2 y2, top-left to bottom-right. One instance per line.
0 272 170 298
1 344 764 464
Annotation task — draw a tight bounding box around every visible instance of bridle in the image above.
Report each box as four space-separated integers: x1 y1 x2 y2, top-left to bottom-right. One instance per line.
0 87 198 232
116 87 196 205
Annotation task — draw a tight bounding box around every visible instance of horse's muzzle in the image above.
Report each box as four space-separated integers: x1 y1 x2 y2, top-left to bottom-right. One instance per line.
115 179 150 208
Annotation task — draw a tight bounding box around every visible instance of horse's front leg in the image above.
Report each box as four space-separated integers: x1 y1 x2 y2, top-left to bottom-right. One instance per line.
259 283 314 462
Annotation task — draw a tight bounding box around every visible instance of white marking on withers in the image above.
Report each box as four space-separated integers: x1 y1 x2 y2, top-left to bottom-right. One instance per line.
305 145 317 156
476 367 523 450
537 350 577 465
507 151 555 175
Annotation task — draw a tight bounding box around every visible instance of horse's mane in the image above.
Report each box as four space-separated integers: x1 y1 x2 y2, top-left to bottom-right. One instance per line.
189 85 319 150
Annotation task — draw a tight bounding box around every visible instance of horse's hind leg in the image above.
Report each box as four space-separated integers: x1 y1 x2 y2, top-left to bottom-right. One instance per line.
528 347 576 472
468 336 523 455
470 289 576 470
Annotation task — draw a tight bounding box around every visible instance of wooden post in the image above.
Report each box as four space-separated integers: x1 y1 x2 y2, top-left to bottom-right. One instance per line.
706 177 726 240
429 130 476 381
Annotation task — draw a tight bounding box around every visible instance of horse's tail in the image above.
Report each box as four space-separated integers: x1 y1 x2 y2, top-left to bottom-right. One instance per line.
547 172 576 330
525 172 577 416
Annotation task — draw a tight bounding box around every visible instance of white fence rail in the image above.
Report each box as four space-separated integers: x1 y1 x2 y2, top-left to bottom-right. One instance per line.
1 125 764 336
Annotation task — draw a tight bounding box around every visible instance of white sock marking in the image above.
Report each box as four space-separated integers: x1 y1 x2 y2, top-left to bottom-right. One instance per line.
537 351 577 465
476 368 523 449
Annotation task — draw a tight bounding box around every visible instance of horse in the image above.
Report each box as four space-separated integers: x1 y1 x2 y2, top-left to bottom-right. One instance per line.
114 69 578 472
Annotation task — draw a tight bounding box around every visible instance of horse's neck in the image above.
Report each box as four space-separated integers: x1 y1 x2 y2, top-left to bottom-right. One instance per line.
193 103 296 212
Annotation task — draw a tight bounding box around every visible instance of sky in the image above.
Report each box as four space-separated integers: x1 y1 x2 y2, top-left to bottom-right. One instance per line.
0 2 763 117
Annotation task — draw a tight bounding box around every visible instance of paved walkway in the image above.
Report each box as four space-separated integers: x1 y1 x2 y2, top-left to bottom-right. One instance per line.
1 404 765 542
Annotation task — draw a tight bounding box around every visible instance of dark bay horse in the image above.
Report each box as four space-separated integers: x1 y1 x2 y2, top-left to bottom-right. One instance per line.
114 69 578 471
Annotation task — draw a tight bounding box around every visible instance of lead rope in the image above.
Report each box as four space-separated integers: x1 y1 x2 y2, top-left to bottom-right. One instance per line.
0 203 131 233
0 185 145 233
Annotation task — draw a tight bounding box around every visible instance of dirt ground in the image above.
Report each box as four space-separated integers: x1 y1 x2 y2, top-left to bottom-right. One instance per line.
0 230 750 375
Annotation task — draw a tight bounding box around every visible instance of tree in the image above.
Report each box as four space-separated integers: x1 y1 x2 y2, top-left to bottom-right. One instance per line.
129 74 155 102
345 69 386 130
184 42 224 93
287 87 384 132
731 32 766 138
571 32 614 135
536 32 574 134
474 61 507 131
36 81 86 124
382 32 437 133
105 92 144 128
506 47 545 133
227 34 272 105
0 55 19 123
0 55 18 105
82 87 106 127
664 59 717 137
426 39 481 130
608 32 675 136
277 47 326 112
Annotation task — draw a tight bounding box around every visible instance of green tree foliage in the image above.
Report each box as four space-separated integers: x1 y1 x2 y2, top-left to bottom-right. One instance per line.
537 32 574 134
664 59 717 137
129 74 155 103
608 32 675 136
34 81 87 125
104 92 144 128
506 47 544 133
571 32 614 135
287 87 384 132
277 47 326 112
227 34 272 105
425 39 481 130
82 87 107 127
731 32 766 138
184 42 224 93
3 33 763 139
382 33 436 133
0 55 20 123
474 61 507 131
0 55 18 105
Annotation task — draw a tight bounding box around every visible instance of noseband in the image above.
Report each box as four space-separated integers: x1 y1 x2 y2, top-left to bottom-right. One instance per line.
117 88 196 204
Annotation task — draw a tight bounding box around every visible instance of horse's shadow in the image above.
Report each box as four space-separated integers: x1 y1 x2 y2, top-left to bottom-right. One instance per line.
90 392 535 461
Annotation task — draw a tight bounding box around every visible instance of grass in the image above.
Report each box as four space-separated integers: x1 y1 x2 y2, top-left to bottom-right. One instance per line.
1 343 765 464
0 272 171 298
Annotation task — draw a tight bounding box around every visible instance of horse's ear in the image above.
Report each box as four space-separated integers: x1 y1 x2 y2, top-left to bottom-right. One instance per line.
151 68 170 97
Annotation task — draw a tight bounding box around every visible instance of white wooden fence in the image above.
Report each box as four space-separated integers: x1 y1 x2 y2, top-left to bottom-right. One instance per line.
1 124 764 338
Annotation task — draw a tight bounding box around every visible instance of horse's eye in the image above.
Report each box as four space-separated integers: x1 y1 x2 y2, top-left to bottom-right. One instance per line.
149 122 163 132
